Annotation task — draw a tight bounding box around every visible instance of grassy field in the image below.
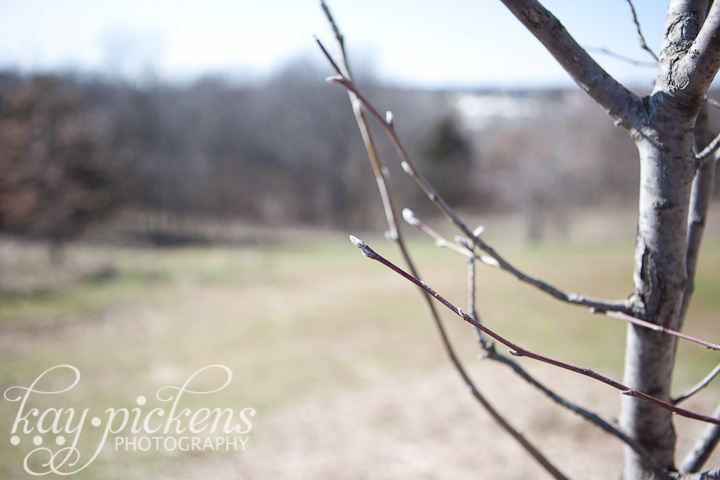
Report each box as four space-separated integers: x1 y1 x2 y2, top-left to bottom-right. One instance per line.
1 217 720 479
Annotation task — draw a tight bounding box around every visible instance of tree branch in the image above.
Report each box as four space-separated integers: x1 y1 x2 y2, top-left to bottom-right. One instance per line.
318 4 569 478
680 404 720 474
401 207 648 321
317 3 400 243
673 363 720 405
706 95 720 109
401 208 494 263
675 466 720 479
318 2 720 477
599 310 720 351
317 45 641 321
349 235 720 428
695 131 720 165
409 198 720 352
677 1 720 98
682 104 718 334
465 239 494 348
498 0 644 131
583 45 657 68
320 48 720 356
488 345 671 478
625 0 660 62
657 0 720 104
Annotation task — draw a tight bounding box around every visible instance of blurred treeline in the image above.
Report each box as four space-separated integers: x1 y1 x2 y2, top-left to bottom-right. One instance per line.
1 59 718 244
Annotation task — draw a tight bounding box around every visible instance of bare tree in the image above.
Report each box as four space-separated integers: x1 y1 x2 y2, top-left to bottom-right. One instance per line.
317 1 720 479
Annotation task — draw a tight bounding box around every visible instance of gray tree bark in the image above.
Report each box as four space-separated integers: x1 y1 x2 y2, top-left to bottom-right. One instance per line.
499 0 720 477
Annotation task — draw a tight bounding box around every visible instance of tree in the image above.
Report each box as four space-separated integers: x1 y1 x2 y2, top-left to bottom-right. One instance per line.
420 115 474 207
0 75 118 259
317 1 720 479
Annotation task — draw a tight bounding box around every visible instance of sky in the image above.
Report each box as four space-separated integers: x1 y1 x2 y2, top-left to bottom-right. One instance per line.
0 0 670 89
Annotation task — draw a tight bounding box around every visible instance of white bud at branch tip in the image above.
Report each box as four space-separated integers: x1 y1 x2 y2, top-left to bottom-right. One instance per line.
402 208 421 226
349 235 365 249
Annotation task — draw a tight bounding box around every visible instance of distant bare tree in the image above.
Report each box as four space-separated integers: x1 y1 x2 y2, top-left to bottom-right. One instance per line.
108 64 388 231
317 1 720 479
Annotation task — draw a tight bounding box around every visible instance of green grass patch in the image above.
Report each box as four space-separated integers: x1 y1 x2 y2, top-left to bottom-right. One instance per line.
1 232 719 479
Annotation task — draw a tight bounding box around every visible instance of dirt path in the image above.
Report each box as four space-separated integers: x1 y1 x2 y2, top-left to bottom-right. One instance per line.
152 363 638 479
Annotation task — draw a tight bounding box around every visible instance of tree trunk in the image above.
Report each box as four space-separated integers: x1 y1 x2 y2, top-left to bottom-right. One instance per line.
619 2 719 476
621 95 697 477
456 1 720 477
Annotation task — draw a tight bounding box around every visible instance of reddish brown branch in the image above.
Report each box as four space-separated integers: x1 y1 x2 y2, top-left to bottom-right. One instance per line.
349 235 720 428
599 310 720 351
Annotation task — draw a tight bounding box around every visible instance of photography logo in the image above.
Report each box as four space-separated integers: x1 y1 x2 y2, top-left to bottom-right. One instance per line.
4 364 255 476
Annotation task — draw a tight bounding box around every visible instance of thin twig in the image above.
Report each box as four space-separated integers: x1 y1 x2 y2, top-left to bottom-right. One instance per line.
319 0 345 56
599 310 720 351
695 130 720 167
625 0 659 62
349 235 720 428
402 208 494 262
680 404 720 474
706 96 720 109
584 45 657 67
464 239 494 350
674 363 720 405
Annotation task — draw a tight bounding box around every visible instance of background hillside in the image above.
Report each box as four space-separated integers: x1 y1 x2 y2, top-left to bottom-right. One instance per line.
3 65 707 245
